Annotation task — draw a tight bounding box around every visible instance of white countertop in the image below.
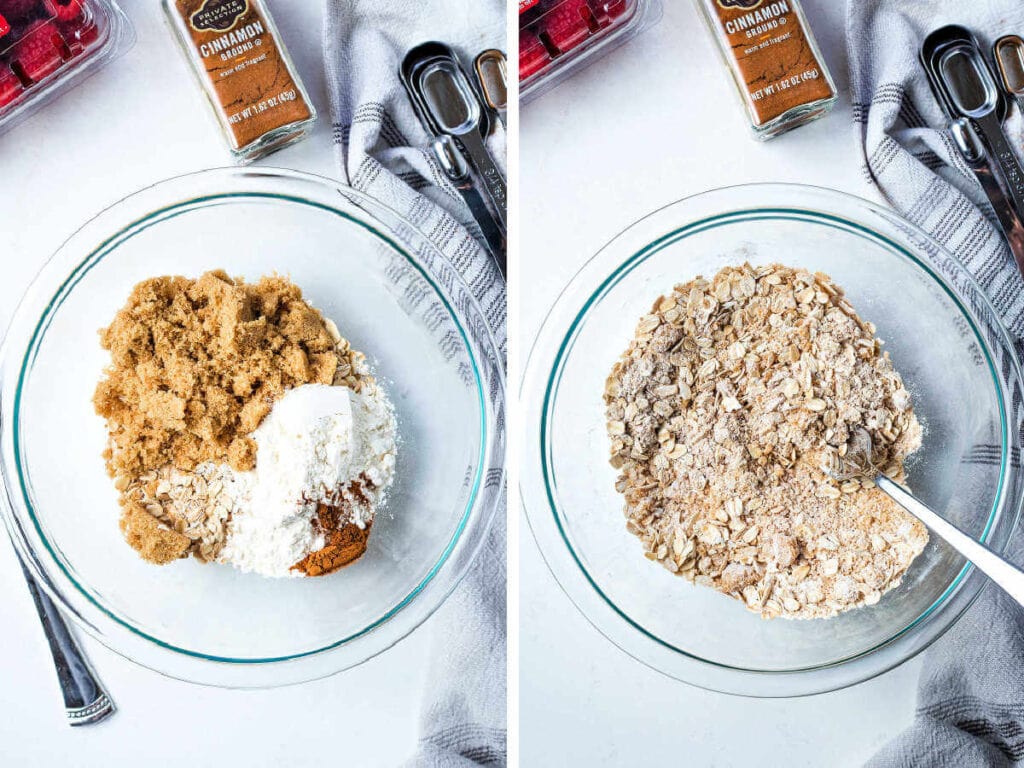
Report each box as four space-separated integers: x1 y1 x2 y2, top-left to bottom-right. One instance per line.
519 1 923 765
0 2 428 765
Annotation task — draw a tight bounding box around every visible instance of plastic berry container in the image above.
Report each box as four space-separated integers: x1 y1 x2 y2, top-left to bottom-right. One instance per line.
0 0 133 134
519 0 661 102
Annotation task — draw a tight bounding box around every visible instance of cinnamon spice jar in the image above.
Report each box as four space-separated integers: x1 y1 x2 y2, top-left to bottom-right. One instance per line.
695 0 836 140
164 0 316 163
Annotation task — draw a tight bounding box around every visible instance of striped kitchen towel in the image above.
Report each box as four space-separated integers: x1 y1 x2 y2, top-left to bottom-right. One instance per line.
324 1 507 766
323 0 506 355
849 1 1024 765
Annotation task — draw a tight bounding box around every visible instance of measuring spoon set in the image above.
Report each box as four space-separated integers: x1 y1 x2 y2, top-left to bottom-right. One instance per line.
401 43 508 278
921 26 1024 271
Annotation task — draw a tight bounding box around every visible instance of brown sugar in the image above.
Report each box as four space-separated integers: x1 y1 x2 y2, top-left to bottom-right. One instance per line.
93 270 340 481
119 503 191 565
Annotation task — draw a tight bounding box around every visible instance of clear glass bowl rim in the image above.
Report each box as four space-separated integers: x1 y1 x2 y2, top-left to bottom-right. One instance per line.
0 167 506 687
521 182 1023 697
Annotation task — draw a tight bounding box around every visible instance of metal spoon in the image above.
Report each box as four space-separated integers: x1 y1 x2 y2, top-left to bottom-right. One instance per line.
823 428 1024 608
14 548 114 725
922 26 1024 273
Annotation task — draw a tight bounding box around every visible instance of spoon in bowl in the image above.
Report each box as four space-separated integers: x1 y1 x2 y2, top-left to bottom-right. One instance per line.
822 428 1024 608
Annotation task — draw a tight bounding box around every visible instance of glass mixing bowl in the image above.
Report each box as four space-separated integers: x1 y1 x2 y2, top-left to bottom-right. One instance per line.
521 184 1023 697
0 168 505 687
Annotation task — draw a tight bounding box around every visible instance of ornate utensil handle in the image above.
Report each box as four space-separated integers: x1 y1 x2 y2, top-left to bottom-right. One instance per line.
17 554 115 726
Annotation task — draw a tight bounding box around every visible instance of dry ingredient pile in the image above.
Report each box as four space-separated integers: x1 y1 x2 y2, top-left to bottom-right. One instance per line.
604 263 927 619
93 270 396 578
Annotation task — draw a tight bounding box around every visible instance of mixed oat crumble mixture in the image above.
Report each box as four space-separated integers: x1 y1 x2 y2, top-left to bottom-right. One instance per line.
604 263 927 619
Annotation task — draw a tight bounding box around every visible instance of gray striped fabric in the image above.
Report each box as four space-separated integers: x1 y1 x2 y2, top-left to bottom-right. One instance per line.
324 1 507 765
850 2 1024 766
324 0 506 356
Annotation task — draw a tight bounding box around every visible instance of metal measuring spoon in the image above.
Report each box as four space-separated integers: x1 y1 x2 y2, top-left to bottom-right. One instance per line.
415 56 507 230
995 35 1024 114
921 26 1024 273
822 428 1024 609
936 38 1024 221
433 135 507 276
401 43 507 234
950 116 1024 262
475 49 507 128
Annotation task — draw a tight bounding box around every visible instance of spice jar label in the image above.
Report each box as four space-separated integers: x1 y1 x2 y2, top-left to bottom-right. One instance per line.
168 0 314 155
704 0 834 128
189 0 248 32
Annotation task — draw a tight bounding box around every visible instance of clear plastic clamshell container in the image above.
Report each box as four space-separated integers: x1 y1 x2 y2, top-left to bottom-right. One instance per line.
519 0 661 102
0 0 133 133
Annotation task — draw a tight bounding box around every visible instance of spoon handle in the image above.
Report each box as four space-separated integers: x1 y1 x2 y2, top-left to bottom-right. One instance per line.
950 118 1024 271
16 554 115 726
458 131 507 231
878 475 1024 608
977 112 1024 223
433 137 507 277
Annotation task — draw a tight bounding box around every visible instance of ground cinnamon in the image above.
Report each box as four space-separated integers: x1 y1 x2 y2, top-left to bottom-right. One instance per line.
292 503 372 577
164 0 316 162
696 0 836 140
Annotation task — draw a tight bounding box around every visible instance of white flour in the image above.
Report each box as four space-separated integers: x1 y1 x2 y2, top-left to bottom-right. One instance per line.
216 382 397 577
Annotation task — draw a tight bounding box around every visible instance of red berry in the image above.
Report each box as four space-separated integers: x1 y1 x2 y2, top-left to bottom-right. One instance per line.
57 12 96 53
591 0 629 26
0 13 10 38
519 29 550 80
0 0 39 22
539 0 594 55
43 0 81 22
0 64 22 106
9 21 68 85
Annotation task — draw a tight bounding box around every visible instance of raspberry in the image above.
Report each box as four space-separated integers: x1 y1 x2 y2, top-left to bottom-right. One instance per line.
0 0 39 22
607 0 628 16
9 21 68 85
0 13 9 38
519 29 550 79
43 0 82 22
0 64 22 106
590 0 629 26
539 0 594 56
58 9 96 53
